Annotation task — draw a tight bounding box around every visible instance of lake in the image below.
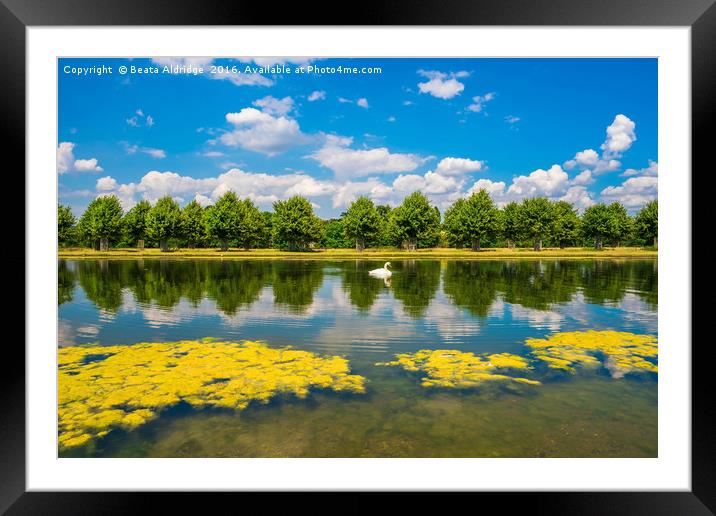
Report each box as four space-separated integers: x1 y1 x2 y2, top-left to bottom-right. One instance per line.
58 258 657 457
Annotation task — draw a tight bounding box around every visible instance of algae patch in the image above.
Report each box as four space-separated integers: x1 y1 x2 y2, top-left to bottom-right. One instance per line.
376 350 540 388
58 339 366 449
525 330 658 377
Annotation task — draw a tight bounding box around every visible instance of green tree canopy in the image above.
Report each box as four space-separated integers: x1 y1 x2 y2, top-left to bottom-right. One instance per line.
146 196 181 252
551 201 581 248
500 201 521 248
342 196 381 251
58 204 76 246
606 202 632 246
272 196 323 251
634 199 658 248
443 189 500 250
387 191 440 250
181 199 206 248
236 198 266 250
77 195 124 251
518 197 556 250
581 203 612 249
123 199 151 248
204 191 243 251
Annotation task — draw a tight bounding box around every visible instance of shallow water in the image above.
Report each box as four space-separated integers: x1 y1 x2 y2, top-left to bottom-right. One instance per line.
58 258 657 457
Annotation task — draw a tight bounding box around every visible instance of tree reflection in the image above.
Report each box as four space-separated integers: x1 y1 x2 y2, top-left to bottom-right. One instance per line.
341 261 386 312
391 260 441 318
58 260 76 305
271 261 324 314
76 260 125 312
499 261 579 310
443 261 502 317
205 261 269 315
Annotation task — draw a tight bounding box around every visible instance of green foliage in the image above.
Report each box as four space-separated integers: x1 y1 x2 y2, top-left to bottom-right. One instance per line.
181 200 206 247
122 200 151 245
500 201 522 247
388 191 440 249
551 201 581 248
146 196 181 250
204 192 243 249
606 202 632 246
581 203 612 249
236 198 266 250
77 195 124 248
443 189 500 250
518 197 555 250
321 219 352 249
342 196 381 250
272 196 324 251
634 199 658 247
58 204 77 246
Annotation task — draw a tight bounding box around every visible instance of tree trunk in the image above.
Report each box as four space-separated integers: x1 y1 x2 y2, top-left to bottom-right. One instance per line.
137 238 145 251
355 237 365 252
559 242 565 249
244 244 251 251
99 238 109 252
471 237 481 251
595 239 603 250
160 239 169 252
533 238 542 251
220 239 228 252
188 241 195 249
653 236 658 249
407 238 417 252
506 239 515 249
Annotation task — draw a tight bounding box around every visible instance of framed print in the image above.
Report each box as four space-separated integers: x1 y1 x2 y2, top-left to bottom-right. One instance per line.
4 0 712 512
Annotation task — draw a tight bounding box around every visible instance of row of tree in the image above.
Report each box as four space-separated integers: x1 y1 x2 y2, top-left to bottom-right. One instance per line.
58 190 658 252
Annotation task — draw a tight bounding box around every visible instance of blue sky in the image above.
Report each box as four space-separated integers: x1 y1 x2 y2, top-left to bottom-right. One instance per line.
58 57 657 217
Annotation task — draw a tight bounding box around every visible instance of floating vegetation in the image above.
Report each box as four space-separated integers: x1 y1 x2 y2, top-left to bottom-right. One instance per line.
376 350 541 388
58 340 366 449
525 330 658 377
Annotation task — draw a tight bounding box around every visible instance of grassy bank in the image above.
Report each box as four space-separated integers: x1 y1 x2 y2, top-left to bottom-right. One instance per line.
58 247 658 260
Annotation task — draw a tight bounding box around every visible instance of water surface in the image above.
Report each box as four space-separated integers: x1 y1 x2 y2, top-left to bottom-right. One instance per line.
58 258 657 457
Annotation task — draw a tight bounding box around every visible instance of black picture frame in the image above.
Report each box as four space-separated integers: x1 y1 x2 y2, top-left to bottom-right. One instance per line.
3 0 710 513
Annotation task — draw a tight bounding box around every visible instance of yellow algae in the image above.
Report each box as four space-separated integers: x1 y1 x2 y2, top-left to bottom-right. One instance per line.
58 340 366 449
376 350 539 389
525 330 657 377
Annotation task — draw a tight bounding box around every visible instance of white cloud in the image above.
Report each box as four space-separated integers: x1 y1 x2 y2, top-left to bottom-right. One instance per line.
559 186 595 210
435 157 484 176
506 164 570 198
600 175 657 208
308 90 326 101
505 115 521 124
96 176 118 191
393 171 462 195
220 108 310 155
57 142 103 174
601 114 637 158
387 116 396 122
622 159 658 177
564 149 599 169
571 169 594 186
252 95 295 116
308 134 422 179
357 98 369 109
332 178 393 209
417 70 468 99
467 178 507 198
467 92 495 113
125 143 167 159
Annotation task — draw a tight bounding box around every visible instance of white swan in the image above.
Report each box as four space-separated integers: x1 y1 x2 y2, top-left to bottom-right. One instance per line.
369 262 392 279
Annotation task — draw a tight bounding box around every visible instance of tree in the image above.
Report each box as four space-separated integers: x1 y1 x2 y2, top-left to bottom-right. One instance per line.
634 199 658 248
146 196 181 252
204 191 243 251
500 201 521 248
551 201 581 248
322 219 352 248
181 200 205 248
272 196 323 251
236 198 266 250
342 196 381 251
58 204 76 247
443 189 500 251
387 191 440 251
581 203 611 249
123 200 151 249
518 197 555 251
606 202 632 247
77 195 123 251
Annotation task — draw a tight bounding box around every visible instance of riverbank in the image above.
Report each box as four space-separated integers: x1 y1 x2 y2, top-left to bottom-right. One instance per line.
58 247 658 260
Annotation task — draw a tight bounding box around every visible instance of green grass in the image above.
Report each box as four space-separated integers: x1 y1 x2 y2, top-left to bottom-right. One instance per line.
58 246 658 260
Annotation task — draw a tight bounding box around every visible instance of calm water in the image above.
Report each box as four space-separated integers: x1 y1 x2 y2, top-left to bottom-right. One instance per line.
58 259 657 457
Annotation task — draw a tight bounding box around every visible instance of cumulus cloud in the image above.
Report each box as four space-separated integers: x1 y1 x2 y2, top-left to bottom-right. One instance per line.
602 114 637 158
357 98 369 109
505 115 521 124
435 157 485 176
571 170 594 186
393 171 462 195
467 92 495 113
308 134 423 179
600 176 657 208
622 159 658 177
96 176 118 191
57 142 103 174
559 186 595 210
308 90 326 101
417 70 468 99
220 108 310 155
506 164 570 198
125 143 167 158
